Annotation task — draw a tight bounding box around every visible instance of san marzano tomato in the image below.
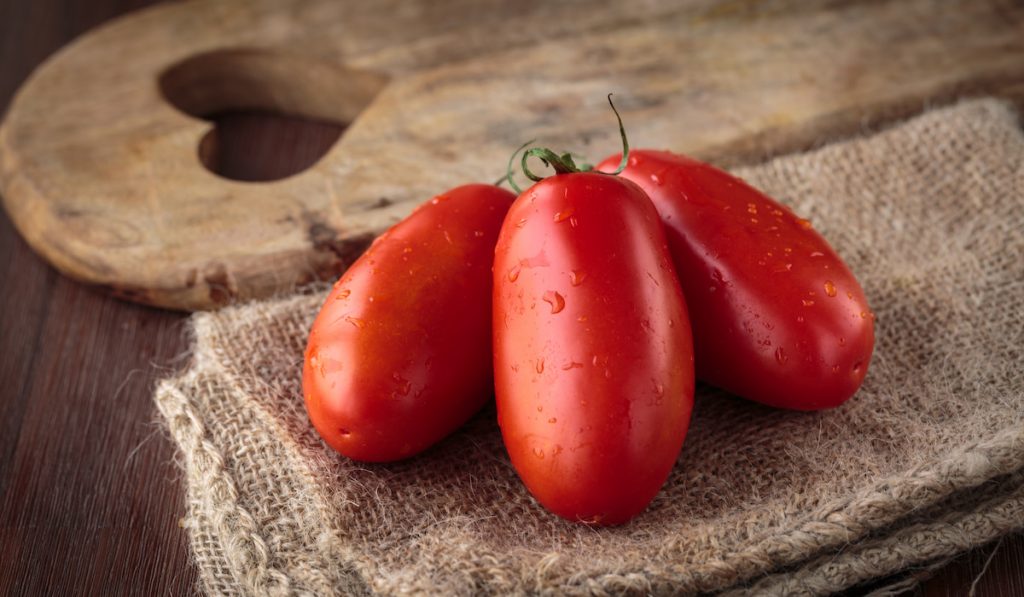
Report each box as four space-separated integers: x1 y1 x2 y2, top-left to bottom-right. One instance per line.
598 150 874 410
493 171 694 525
303 184 515 462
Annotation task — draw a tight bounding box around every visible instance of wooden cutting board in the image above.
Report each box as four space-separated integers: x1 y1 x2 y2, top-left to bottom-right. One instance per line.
2 0 1023 311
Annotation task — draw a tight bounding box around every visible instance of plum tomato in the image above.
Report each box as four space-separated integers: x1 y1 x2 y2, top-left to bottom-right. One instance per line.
303 184 516 462
598 150 874 410
493 172 695 525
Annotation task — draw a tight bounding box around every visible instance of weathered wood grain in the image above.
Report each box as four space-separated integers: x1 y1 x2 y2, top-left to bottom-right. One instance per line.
0 3 196 595
0 265 195 596
1 0 1023 310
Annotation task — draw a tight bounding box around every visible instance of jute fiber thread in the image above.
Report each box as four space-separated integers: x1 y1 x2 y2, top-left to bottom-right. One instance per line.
156 99 1024 596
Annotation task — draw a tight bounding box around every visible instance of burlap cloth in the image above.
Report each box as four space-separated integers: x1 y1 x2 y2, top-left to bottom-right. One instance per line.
155 99 1024 596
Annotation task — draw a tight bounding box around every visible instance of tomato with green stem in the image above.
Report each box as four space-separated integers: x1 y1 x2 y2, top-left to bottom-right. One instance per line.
493 98 694 525
303 183 516 462
596 150 874 410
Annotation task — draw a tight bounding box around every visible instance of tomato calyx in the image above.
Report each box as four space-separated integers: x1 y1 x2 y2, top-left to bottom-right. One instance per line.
504 93 630 193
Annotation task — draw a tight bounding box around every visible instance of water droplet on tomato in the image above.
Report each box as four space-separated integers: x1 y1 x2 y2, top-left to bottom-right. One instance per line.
802 299 815 307
443 230 453 245
798 218 813 229
542 290 565 314
650 173 662 185
577 315 588 322
852 361 863 373
570 270 587 286
561 361 584 370
860 311 869 319
520 252 550 269
334 288 351 300
654 382 665 397
604 368 612 379
536 358 545 374
581 514 604 525
345 316 365 329
532 448 545 459
338 428 351 437
810 251 824 258
516 218 528 228
824 280 837 297
747 203 758 215
629 156 639 166
548 417 557 424
775 346 788 364
536 404 543 412
832 365 840 374
783 247 793 254
750 217 759 224
847 291 854 299
391 373 411 396
402 246 413 254
796 315 805 323
473 230 484 237
554 207 575 223
508 264 521 282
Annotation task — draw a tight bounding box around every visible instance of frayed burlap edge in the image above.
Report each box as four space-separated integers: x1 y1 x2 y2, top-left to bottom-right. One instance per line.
727 470 1024 596
157 297 374 597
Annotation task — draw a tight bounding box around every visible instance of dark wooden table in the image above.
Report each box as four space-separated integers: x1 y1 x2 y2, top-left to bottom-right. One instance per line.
1 2 1021 595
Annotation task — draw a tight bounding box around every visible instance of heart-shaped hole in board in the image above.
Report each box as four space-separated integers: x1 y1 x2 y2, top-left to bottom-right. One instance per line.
159 48 389 182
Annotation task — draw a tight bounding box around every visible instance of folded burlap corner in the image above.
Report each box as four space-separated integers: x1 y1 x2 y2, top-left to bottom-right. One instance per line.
156 99 1024 596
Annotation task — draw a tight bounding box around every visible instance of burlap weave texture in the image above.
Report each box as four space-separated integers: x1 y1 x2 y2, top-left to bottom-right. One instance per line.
156 99 1024 596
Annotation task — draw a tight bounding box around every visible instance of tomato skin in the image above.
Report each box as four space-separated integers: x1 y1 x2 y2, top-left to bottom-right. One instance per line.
597 151 875 410
493 172 694 525
303 184 516 462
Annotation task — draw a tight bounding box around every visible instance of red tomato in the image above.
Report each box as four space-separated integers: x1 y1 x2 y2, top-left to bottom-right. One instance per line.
493 172 694 525
597 150 875 410
303 184 516 462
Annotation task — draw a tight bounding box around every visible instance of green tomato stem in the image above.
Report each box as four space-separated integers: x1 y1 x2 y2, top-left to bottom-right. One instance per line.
503 93 630 194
